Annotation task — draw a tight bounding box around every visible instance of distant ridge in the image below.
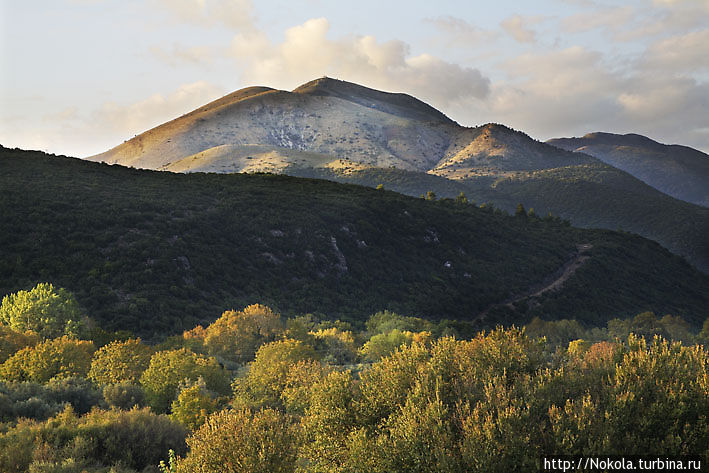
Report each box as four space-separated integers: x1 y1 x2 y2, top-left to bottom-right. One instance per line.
548 132 709 207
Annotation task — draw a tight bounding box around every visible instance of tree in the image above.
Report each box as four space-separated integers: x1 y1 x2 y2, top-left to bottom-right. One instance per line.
0 326 39 363
310 327 357 364
176 408 300 473
359 329 431 362
0 283 86 339
140 348 230 414
0 336 95 383
455 192 468 204
170 379 219 431
88 338 152 385
233 339 318 410
515 203 526 217
183 304 283 366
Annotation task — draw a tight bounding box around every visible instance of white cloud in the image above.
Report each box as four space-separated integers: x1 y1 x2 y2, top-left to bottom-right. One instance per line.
153 0 254 30
230 17 490 108
561 5 636 36
92 81 224 137
0 81 225 158
150 43 214 66
500 15 538 43
451 41 709 152
425 16 495 44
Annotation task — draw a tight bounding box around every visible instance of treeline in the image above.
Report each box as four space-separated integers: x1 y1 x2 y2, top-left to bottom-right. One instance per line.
0 283 708 472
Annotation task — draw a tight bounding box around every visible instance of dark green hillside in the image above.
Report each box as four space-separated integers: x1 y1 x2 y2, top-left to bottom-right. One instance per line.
299 163 709 273
485 163 709 272
1 147 707 337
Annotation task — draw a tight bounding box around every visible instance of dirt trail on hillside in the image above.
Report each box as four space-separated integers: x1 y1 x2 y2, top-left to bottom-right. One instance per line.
474 243 593 323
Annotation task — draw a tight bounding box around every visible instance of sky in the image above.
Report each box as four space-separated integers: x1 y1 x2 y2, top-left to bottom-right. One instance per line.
1 0 708 157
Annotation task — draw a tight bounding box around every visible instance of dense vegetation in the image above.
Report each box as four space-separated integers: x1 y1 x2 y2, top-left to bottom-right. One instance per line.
293 163 709 272
0 285 707 472
1 147 708 338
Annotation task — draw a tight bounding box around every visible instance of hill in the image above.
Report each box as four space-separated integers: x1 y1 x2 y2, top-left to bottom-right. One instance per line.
548 132 709 207
87 79 709 273
2 146 708 338
289 126 709 273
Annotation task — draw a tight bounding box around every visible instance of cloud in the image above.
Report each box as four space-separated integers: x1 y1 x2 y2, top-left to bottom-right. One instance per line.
150 43 214 66
500 15 538 43
92 81 224 137
561 1 709 41
454 42 709 152
0 81 226 158
230 17 490 108
561 5 636 37
425 16 494 44
642 29 709 72
153 0 254 30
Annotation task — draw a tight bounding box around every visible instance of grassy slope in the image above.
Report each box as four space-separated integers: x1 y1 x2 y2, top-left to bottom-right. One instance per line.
1 147 707 337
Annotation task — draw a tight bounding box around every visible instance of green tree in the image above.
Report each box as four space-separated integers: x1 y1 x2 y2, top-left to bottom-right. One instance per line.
455 192 468 204
88 338 152 385
0 406 187 473
515 203 526 217
0 283 86 339
140 348 230 414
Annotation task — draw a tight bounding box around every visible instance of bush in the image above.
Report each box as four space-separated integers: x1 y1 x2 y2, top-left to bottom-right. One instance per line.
102 382 146 410
176 408 300 473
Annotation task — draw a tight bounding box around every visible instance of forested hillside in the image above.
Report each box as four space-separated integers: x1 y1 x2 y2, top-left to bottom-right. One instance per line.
2 147 708 338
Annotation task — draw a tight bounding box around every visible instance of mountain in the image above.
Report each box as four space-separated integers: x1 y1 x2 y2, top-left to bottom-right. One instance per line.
88 78 709 272
89 77 460 172
3 146 708 338
547 132 709 207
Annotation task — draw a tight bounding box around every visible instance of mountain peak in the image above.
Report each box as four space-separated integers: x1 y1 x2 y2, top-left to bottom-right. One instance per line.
292 76 455 124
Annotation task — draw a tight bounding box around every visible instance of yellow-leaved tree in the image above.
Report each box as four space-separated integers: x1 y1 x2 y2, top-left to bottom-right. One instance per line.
0 336 95 382
88 338 153 385
183 304 283 366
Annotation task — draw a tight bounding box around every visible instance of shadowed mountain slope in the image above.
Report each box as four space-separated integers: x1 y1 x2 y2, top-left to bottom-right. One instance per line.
3 146 708 338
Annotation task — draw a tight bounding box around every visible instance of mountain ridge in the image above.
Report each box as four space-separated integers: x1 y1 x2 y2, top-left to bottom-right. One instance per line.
547 132 709 207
